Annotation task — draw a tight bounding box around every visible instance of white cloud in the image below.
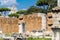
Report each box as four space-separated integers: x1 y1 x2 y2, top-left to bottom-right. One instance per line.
0 0 18 7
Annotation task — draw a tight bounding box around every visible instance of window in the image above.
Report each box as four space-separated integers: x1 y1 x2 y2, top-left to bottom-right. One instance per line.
32 30 37 33
22 23 25 32
19 18 23 20
48 16 52 18
48 24 53 26
38 30 42 33
59 20 60 23
55 26 58 28
18 23 20 25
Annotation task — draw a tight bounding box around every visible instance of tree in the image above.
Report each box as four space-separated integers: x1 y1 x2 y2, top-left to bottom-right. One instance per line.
27 6 42 14
8 13 19 18
0 8 10 16
0 14 1 16
36 0 57 13
17 10 27 15
17 6 43 15
48 0 57 9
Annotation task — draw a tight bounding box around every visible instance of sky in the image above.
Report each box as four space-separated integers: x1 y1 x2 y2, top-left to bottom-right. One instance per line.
0 0 37 10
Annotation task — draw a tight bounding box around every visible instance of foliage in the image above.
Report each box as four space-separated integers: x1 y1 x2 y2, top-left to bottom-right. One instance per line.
27 37 51 40
49 0 57 9
27 6 42 13
17 6 43 15
8 13 19 18
17 10 27 15
0 0 57 16
0 8 11 16
36 0 57 13
36 0 48 6
17 0 57 14
5 33 11 37
0 14 1 16
36 0 57 8
0 8 10 12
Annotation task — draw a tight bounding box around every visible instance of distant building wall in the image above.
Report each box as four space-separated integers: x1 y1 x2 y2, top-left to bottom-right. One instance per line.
9 6 17 14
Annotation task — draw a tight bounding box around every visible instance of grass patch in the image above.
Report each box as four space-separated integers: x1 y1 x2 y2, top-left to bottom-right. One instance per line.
27 37 51 40
5 33 11 37
0 38 2 40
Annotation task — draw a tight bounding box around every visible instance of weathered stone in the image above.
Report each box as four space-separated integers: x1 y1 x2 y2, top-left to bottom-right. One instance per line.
0 17 18 34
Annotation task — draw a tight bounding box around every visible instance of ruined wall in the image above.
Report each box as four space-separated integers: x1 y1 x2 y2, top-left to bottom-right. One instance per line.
46 12 53 31
19 13 42 32
0 17 18 34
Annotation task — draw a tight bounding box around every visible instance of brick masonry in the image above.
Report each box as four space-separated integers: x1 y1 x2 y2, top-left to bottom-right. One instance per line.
0 17 18 34
0 13 53 34
19 13 46 32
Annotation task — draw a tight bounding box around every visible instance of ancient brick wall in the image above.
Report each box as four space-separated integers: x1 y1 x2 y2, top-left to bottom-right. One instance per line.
19 13 42 32
0 17 18 34
46 12 53 31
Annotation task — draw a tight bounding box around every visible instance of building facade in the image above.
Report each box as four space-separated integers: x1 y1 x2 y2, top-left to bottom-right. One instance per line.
9 6 17 14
